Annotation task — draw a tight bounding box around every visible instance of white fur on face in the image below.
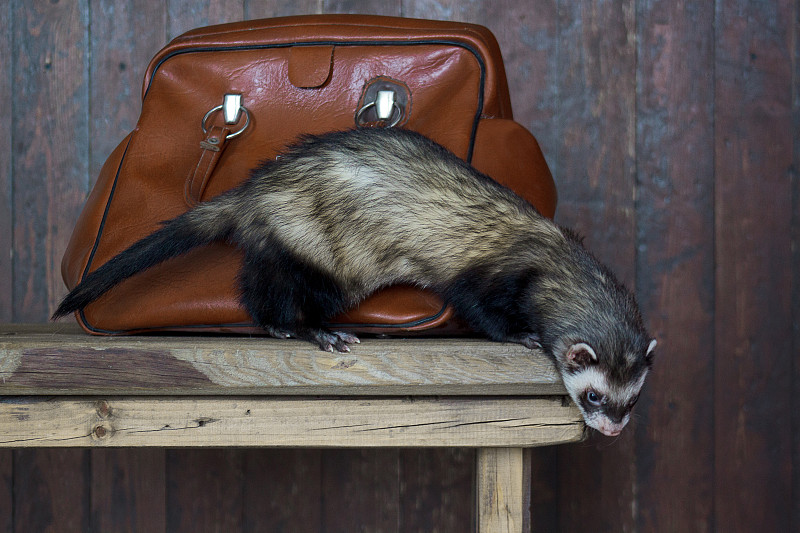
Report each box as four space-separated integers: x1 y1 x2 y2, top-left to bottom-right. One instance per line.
562 366 647 437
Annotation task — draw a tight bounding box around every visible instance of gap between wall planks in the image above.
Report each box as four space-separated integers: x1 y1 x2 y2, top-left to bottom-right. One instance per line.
1 0 798 532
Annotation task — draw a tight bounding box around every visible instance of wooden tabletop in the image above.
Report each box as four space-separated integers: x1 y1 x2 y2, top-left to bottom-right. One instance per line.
0 324 568 396
0 324 584 448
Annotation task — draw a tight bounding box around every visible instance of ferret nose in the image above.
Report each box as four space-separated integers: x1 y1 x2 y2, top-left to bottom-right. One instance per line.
599 421 625 436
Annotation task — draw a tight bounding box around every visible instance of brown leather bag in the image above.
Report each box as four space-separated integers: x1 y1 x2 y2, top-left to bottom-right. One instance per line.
60 15 557 336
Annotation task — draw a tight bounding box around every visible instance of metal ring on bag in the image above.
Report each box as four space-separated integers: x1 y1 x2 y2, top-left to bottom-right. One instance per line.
201 104 251 139
355 101 404 128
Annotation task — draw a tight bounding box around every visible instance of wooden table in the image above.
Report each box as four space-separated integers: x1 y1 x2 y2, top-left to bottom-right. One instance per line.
0 324 584 532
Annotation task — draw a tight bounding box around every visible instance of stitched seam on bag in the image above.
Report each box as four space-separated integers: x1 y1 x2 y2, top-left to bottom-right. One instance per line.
145 39 486 161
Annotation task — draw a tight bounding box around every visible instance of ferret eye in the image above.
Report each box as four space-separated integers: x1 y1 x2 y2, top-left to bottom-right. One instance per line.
586 390 603 407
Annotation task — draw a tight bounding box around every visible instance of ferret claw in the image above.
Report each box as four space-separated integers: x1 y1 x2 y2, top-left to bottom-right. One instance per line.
507 333 543 350
264 326 293 339
310 330 360 353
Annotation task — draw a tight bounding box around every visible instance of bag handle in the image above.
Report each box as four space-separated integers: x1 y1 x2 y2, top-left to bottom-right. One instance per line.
185 95 250 206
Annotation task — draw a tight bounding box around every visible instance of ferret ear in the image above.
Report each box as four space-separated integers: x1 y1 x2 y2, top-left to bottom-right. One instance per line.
565 343 598 369
646 339 657 362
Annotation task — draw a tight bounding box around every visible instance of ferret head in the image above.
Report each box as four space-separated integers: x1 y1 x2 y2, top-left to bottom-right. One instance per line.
557 338 657 436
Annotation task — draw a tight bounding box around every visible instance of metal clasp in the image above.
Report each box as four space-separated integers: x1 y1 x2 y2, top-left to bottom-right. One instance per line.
356 90 403 128
202 94 251 139
355 78 410 128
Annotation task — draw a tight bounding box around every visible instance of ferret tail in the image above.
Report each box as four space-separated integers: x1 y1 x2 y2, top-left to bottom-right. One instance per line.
52 202 237 320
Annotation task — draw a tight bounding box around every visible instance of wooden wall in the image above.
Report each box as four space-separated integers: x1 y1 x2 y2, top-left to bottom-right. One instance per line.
1 0 797 531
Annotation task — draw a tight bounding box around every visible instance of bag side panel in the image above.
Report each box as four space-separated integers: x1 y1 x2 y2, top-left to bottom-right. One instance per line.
60 133 133 291
471 118 557 219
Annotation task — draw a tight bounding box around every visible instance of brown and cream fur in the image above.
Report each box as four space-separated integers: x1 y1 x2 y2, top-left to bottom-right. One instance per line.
53 127 656 435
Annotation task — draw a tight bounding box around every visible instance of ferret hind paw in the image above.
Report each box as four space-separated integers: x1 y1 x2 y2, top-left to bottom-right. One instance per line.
308 330 360 352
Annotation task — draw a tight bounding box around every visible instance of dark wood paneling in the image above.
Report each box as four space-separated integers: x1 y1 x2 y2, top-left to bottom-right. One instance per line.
166 0 245 40
0 452 10 533
794 7 800 531
0 3 12 525
13 449 90 532
325 0 400 16
166 450 244 532
242 449 322 532
321 449 400 533
398 449 474 532
89 0 167 180
11 0 90 322
0 0 12 323
551 2 638 531
245 0 323 19
714 1 795 531
2 2 799 532
634 1 716 531
91 449 166 533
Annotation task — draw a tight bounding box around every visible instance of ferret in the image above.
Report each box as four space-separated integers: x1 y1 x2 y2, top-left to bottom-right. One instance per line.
53 127 656 436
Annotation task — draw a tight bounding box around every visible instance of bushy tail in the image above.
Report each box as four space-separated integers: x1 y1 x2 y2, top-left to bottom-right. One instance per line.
52 206 235 320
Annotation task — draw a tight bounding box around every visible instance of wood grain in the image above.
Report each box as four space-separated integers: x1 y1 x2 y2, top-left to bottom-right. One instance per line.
0 450 10 533
714 1 795 531
13 449 90 532
89 0 167 181
2 3 799 532
0 324 566 396
634 0 716 531
166 449 244 533
11 0 90 322
0 0 10 514
242 449 322 532
398 448 474 532
0 1 11 323
90 449 166 533
551 2 639 531
0 396 584 448
245 0 323 18
476 448 527 533
166 0 245 40
321 449 400 533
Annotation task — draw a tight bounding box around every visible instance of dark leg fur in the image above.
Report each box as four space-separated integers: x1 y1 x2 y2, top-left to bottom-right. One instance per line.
238 243 358 352
443 264 542 348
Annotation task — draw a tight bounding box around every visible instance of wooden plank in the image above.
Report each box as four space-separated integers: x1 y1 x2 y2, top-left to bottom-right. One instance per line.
398 448 474 532
794 8 800 532
0 396 584 448
634 0 715 531
527 447 557 533
476 448 528 533
0 0 11 323
0 450 10 533
242 449 322 532
714 1 795 531
166 449 243 533
90 449 166 533
0 324 566 396
12 0 90 322
550 2 639 531
321 449 400 532
403 0 560 160
89 0 167 181
245 0 323 18
13 449 90 532
324 0 401 16
166 0 244 40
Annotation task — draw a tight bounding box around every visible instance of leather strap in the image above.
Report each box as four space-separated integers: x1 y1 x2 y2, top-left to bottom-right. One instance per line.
185 125 231 206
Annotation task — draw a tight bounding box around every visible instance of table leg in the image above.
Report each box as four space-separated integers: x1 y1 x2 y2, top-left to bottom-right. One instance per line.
476 447 531 532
